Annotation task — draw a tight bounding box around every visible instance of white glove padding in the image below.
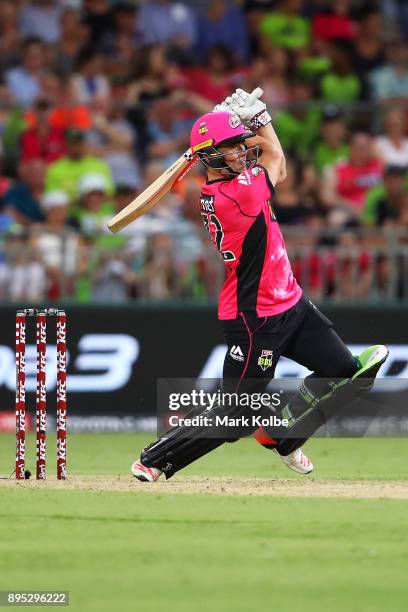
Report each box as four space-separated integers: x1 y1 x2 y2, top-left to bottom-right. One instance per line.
212 100 231 113
230 88 272 130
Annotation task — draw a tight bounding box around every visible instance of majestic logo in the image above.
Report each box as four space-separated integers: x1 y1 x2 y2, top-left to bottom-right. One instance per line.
258 350 273 371
237 171 251 185
228 114 241 128
230 345 244 362
198 122 208 135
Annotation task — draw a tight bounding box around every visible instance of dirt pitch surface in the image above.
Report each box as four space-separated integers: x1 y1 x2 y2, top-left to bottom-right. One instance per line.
1 475 408 498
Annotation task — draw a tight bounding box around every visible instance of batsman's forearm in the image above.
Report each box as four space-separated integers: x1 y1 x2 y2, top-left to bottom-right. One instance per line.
257 122 284 158
256 123 286 180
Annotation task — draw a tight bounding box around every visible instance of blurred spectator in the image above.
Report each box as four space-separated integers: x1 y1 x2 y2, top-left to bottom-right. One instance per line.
350 7 385 76
244 0 279 56
139 232 180 299
5 37 47 108
31 189 80 299
248 47 291 112
129 45 174 104
69 48 111 112
312 0 356 42
320 39 363 103
0 1 22 74
90 104 141 190
147 96 189 165
394 191 408 228
92 251 131 302
21 99 66 163
53 9 90 79
82 0 112 50
273 158 310 224
101 2 139 72
137 0 196 50
321 132 383 223
195 0 250 64
260 0 310 51
183 44 247 104
313 105 349 174
375 108 408 168
74 172 115 236
5 229 47 302
274 77 321 159
19 0 63 44
45 128 114 199
370 40 408 102
362 165 407 226
4 158 45 224
0 145 12 199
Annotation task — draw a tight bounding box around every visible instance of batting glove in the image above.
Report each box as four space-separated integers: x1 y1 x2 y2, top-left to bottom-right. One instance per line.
228 88 271 130
212 100 231 113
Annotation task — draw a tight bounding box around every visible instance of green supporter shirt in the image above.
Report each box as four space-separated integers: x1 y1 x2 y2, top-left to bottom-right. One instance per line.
45 156 115 200
314 143 349 174
320 73 361 103
274 107 321 158
260 13 310 49
362 185 387 225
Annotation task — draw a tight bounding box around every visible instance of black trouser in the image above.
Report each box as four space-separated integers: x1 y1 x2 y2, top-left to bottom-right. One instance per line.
141 296 360 478
221 296 357 441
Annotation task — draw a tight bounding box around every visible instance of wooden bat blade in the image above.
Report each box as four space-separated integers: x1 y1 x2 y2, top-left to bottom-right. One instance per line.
107 150 196 233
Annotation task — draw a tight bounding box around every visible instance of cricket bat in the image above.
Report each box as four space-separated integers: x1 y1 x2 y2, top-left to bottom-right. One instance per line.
107 150 196 233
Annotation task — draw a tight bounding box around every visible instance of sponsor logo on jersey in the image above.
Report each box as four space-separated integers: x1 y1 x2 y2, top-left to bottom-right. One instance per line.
237 171 252 185
228 114 241 129
230 345 244 362
258 349 273 371
251 167 262 177
200 194 215 213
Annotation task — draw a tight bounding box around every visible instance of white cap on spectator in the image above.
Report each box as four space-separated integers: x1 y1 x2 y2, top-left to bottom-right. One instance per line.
79 173 108 196
42 190 70 210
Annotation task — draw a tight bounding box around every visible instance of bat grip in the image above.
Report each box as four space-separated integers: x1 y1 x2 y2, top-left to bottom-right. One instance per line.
248 87 264 105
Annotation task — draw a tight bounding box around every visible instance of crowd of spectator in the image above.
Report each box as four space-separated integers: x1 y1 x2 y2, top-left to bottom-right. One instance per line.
1 0 408 302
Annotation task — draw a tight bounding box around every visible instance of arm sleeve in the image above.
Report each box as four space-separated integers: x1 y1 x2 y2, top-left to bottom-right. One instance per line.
220 166 274 216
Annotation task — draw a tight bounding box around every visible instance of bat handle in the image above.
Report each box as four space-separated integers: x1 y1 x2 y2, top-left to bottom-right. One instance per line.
248 87 264 105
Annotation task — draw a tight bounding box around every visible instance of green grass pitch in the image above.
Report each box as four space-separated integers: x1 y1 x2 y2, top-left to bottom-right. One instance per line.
1 433 408 612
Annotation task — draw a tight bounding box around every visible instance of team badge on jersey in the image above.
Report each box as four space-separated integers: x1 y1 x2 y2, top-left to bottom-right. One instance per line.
258 349 273 371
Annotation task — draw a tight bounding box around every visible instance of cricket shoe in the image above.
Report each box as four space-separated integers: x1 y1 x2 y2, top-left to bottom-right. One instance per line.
131 460 162 482
275 447 313 474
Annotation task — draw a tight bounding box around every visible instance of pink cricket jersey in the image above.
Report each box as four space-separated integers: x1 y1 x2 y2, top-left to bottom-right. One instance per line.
199 166 302 320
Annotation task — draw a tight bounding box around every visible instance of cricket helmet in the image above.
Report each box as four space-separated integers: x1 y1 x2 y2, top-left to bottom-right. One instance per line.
190 111 256 171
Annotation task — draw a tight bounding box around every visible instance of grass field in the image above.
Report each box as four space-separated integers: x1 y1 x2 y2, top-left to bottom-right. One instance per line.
1 433 408 611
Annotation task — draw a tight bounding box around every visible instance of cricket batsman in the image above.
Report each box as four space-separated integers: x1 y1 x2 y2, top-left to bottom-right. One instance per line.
131 89 388 482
